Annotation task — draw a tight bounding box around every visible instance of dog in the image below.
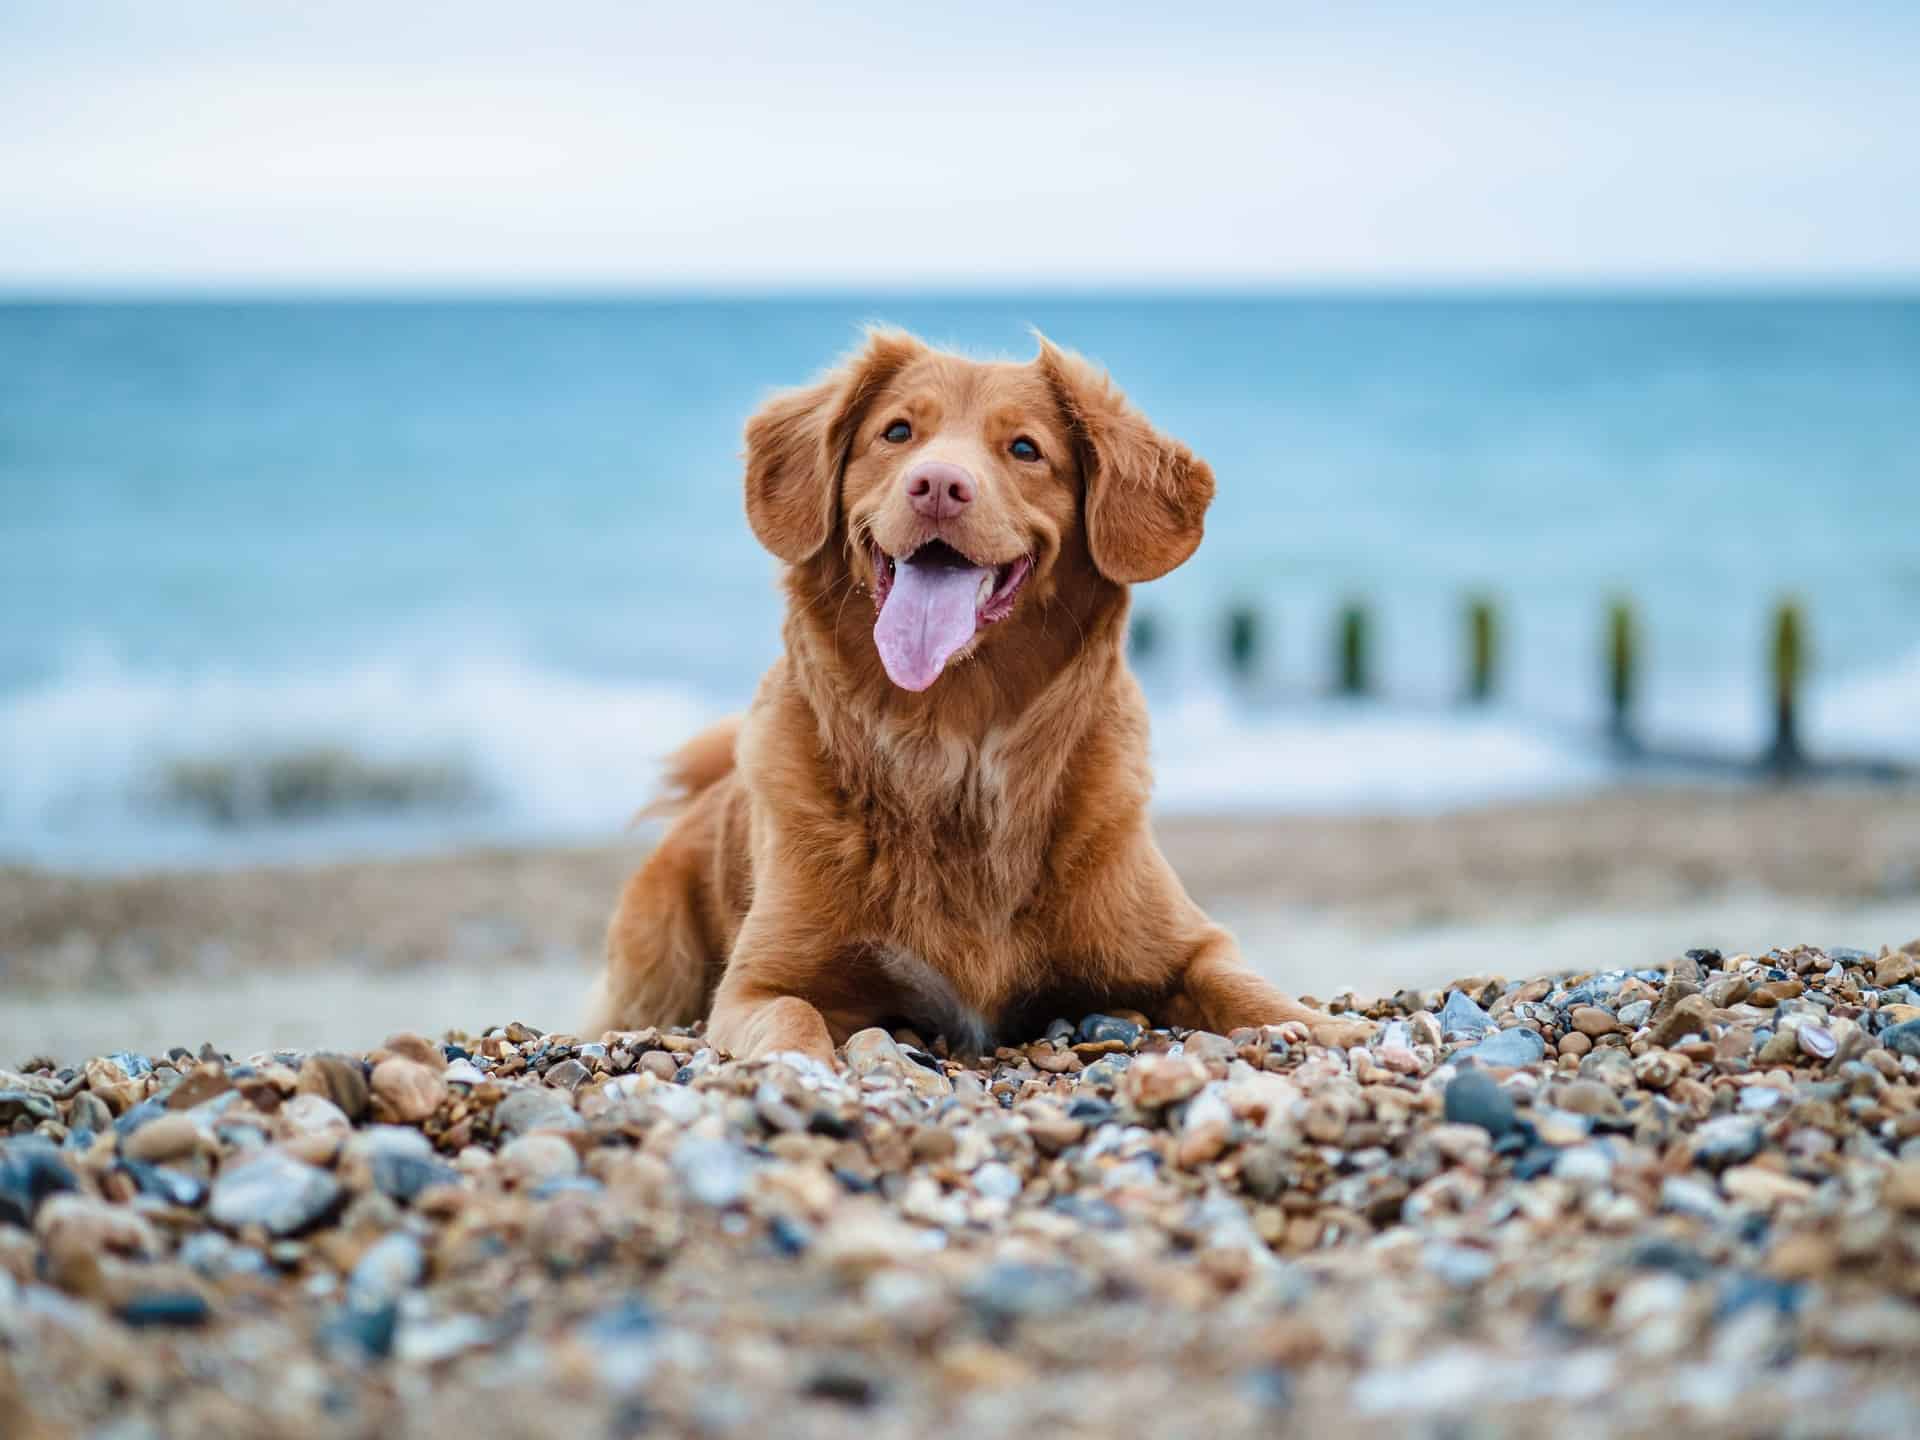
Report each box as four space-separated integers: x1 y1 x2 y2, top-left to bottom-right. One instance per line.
587 329 1371 1062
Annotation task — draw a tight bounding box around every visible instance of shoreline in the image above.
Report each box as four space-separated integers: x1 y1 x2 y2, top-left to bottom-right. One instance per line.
4 784 1917 1064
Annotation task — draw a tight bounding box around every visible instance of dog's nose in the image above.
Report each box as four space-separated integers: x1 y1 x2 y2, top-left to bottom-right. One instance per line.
904 461 974 521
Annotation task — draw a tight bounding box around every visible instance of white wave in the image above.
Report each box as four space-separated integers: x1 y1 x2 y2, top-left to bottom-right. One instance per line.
1148 691 1610 814
0 649 722 868
4 641 1917 869
1814 644 1920 760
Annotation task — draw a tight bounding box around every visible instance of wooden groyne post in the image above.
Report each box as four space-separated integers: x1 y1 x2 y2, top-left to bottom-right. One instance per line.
1129 608 1160 663
1607 598 1638 748
1224 604 1260 682
1465 596 1497 703
1336 602 1371 697
1769 598 1807 771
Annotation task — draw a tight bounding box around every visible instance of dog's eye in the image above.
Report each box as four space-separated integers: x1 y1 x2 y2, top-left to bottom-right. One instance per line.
1009 436 1041 462
882 420 912 443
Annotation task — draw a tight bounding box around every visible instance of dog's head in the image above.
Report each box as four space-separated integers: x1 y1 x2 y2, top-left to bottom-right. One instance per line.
744 329 1214 693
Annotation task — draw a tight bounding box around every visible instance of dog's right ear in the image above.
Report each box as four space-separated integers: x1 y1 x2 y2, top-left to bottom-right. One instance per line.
744 329 925 564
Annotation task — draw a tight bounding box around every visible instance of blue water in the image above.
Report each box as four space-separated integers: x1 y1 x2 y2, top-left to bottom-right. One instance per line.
4 295 1919 865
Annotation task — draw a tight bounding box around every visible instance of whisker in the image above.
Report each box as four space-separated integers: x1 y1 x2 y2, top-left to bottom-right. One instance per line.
791 556 861 624
829 568 860 669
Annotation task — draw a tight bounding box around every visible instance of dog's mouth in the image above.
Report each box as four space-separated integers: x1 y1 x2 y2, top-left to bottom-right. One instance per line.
869 538 1034 692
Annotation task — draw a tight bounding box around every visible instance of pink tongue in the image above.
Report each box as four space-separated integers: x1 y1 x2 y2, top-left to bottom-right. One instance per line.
874 555 990 691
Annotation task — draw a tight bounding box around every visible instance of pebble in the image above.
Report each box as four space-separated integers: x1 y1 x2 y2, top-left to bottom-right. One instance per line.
1553 1144 1615 1184
1648 994 1713 1047
37 1193 162 1261
844 1027 910 1072
842 1028 951 1099
1442 1070 1517 1136
323 1301 399 1359
499 1133 580 1187
1692 1116 1763 1168
120 1111 201 1163
116 1292 213 1328
338 1126 448 1203
1121 1053 1208 1108
972 1161 1023 1201
347 1231 425 1311
381 1032 445 1069
673 1136 749 1207
280 1093 351 1137
1798 1023 1838 1060
1722 1165 1814 1207
3 937 1919 1434
370 1057 446 1125
1571 1006 1618 1037
1074 1014 1143 1048
120 1158 205 1208
493 1087 583 1138
209 1150 341 1236
1882 1019 1920 1059
1457 1027 1546 1069
1438 990 1494 1039
0 1140 79 1226
297 1054 370 1121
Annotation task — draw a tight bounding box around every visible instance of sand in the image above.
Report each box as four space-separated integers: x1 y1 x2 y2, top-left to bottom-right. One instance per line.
4 785 1918 1064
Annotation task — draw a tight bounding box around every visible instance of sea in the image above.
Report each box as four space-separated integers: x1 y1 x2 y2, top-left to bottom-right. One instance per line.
3 294 1918 868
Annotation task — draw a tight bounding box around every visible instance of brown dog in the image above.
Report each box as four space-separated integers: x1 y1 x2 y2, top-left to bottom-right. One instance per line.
588 330 1370 1062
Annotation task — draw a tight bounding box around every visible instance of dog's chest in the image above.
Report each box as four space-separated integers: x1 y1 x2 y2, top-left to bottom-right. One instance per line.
852 736 1037 918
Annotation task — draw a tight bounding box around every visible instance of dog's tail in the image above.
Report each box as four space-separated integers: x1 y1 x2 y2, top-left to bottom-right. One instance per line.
633 716 742 824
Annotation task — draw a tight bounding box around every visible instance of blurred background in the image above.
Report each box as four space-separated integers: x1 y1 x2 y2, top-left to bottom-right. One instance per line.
3 1 1918 1053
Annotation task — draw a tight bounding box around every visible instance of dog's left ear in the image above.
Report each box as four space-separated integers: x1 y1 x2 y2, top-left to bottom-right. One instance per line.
1036 337 1215 584
744 329 925 564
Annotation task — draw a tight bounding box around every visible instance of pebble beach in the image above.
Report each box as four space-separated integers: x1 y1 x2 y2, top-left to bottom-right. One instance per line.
6 938 1920 1437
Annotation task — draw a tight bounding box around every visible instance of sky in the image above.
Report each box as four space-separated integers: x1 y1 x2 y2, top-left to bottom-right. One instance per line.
2 1 1917 291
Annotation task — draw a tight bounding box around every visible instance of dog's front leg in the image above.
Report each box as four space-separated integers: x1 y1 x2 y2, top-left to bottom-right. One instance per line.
1173 925 1376 1048
706 907 862 1066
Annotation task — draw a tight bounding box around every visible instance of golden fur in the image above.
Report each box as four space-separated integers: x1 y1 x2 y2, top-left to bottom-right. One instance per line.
587 330 1369 1061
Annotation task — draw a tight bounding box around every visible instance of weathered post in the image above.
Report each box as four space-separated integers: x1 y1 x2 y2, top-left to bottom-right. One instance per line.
1336 601 1371 697
1606 598 1638 748
1129 608 1160 664
1224 604 1260 683
1769 598 1807 771
1465 595 1497 704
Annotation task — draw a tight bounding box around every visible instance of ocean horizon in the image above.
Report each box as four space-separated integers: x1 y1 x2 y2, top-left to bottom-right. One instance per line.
5 292 1918 868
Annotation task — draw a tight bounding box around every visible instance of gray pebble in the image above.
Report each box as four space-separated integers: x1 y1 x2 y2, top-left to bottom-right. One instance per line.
1438 990 1494 1039
1881 1019 1920 1059
347 1231 424 1311
492 1087 583 1139
1457 1028 1547 1069
210 1151 341 1236
673 1136 749 1207
1693 1115 1764 1168
1075 1014 1143 1048
0 1140 78 1227
1442 1070 1517 1136
0 1091 57 1126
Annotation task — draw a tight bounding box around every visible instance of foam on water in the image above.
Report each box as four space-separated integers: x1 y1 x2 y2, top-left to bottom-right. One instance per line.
0 648 719 868
5 642 1916 870
1148 692 1613 814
